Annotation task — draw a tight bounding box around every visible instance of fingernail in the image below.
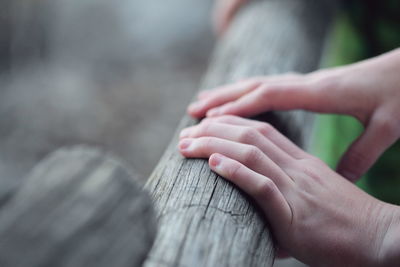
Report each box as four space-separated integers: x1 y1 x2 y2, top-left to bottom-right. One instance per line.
209 154 223 167
179 139 192 150
179 128 191 138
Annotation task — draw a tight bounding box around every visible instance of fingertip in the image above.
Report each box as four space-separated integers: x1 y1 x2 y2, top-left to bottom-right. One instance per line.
187 106 196 117
178 138 194 153
209 153 224 168
187 103 204 118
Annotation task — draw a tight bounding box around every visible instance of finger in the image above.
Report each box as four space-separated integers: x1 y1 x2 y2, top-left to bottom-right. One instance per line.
207 115 309 159
206 82 319 118
192 74 302 118
189 79 261 118
209 153 292 227
179 137 293 188
337 112 400 181
179 121 294 165
201 74 300 101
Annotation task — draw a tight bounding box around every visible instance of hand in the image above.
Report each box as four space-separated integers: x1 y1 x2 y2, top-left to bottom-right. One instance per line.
178 115 400 266
187 49 400 181
212 0 248 36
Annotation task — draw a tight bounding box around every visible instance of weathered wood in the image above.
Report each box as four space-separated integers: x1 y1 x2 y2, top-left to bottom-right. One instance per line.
0 146 156 267
145 0 337 266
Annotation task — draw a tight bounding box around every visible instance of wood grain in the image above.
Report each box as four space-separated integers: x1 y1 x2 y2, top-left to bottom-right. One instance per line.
0 146 156 267
144 0 337 266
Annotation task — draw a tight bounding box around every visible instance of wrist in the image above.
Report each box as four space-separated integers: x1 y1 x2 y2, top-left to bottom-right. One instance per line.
377 204 400 266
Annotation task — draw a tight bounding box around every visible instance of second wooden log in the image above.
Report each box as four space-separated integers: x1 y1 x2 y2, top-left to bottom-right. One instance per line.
0 146 156 267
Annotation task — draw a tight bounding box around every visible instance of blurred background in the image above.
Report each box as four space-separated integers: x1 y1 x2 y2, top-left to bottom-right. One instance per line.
0 0 398 266
0 0 214 200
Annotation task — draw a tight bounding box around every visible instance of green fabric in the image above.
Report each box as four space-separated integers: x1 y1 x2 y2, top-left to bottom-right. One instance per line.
311 3 400 205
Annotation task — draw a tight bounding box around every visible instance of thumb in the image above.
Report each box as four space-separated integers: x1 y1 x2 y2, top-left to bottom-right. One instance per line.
337 114 400 182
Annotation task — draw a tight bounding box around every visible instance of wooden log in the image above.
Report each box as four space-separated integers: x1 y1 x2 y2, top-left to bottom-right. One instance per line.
144 0 337 266
0 146 156 267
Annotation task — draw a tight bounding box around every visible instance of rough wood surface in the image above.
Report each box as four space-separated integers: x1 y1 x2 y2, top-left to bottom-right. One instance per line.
145 0 337 266
0 146 156 267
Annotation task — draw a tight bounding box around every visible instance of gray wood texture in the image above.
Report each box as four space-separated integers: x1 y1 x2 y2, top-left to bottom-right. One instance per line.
0 146 156 267
145 0 337 266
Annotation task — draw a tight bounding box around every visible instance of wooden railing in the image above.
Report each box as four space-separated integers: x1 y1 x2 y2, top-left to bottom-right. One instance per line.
144 0 337 266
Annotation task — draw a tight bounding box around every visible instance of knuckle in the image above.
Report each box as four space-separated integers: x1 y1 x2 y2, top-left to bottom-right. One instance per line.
256 123 274 136
253 179 275 201
239 127 259 143
295 159 324 185
200 119 213 134
244 145 263 165
226 161 242 179
198 136 214 149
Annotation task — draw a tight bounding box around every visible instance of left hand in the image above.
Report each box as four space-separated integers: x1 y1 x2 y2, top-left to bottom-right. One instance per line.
178 115 400 266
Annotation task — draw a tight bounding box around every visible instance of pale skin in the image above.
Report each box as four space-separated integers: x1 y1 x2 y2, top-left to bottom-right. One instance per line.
188 49 400 181
178 3 400 264
179 116 400 266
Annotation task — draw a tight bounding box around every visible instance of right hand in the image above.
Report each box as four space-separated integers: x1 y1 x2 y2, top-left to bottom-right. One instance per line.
212 0 248 36
179 116 400 266
188 49 400 181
